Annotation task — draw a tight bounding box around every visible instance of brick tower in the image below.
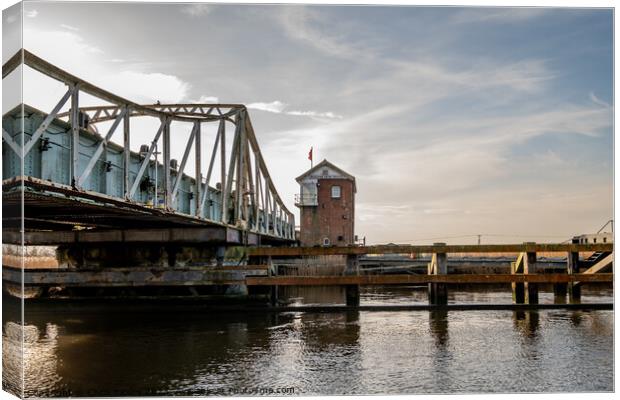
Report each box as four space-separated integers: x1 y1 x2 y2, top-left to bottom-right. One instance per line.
295 159 356 246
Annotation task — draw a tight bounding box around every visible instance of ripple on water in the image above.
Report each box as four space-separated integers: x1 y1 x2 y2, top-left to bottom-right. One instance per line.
5 287 614 396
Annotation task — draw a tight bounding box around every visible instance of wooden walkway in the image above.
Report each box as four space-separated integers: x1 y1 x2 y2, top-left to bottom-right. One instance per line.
247 243 613 257
247 242 613 306
245 273 612 286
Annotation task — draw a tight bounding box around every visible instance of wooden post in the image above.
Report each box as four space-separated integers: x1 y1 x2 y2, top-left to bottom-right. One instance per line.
567 251 581 303
511 254 525 304
524 246 538 304
345 254 360 306
428 243 448 305
553 281 568 304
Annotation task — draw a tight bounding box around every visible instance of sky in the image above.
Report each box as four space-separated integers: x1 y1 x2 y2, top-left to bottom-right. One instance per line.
2 2 614 244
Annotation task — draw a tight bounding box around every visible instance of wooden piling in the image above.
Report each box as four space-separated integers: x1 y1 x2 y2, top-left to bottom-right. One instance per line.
511 254 525 304
428 243 448 305
553 282 568 304
344 254 360 306
524 247 538 304
567 251 581 303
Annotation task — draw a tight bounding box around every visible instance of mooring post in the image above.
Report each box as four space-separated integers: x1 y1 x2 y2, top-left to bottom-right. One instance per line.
523 243 538 304
567 251 581 303
345 254 360 306
511 254 525 304
428 243 448 305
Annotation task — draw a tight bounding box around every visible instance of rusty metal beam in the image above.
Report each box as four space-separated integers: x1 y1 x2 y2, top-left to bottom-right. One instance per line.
245 273 613 286
3 266 268 287
1 226 259 245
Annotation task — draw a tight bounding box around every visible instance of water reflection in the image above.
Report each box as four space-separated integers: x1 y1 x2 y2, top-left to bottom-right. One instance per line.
428 310 452 393
513 311 540 339
1 286 613 396
429 310 449 347
2 321 23 397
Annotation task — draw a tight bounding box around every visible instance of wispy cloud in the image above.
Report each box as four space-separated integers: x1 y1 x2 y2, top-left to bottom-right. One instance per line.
191 95 220 104
247 100 287 113
181 4 211 17
590 92 611 108
276 6 370 60
25 9 38 18
23 28 190 106
450 8 548 24
60 23 79 31
247 100 342 119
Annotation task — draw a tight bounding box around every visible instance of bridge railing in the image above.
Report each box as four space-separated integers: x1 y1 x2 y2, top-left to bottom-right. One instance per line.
2 49 295 240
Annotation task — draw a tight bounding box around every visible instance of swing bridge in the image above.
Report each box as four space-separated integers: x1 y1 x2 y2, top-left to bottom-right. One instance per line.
1 49 613 306
2 49 294 245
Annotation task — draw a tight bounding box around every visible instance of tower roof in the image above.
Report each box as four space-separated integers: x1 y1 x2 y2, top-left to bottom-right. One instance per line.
296 159 356 191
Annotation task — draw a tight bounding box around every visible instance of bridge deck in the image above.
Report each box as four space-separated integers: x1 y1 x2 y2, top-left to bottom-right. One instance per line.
3 176 290 245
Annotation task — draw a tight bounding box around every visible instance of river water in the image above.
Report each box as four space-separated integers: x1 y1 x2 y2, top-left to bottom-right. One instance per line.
2 286 614 396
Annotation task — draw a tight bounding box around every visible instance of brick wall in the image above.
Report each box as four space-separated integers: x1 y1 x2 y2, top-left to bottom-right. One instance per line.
300 178 355 246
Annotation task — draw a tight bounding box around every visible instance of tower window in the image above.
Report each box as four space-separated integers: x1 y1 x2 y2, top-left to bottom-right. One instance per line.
331 185 341 198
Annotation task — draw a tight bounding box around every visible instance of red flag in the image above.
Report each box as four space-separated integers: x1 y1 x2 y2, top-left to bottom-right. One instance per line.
308 147 313 162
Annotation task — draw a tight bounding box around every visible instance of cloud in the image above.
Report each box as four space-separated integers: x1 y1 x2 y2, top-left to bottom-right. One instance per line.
247 100 341 119
22 27 190 107
181 4 211 17
450 8 548 24
287 110 342 119
60 23 79 31
276 6 368 59
193 95 220 104
25 9 38 18
102 71 190 104
247 100 287 113
590 92 611 108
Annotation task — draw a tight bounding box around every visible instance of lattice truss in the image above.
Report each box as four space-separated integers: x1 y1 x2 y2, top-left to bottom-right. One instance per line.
2 49 295 239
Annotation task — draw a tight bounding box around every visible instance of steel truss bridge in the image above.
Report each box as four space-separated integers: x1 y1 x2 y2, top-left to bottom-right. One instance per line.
2 49 295 244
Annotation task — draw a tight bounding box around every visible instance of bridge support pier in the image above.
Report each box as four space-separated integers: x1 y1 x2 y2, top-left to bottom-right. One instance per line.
345 254 360 306
428 243 448 305
215 246 226 267
567 251 581 303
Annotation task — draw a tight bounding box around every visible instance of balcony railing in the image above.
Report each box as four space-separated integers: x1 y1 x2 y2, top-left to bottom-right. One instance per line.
295 193 318 206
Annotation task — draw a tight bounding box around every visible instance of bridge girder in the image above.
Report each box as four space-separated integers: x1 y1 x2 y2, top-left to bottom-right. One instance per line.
2 48 295 241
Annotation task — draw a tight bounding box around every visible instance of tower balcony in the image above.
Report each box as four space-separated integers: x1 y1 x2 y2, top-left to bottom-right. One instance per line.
295 193 318 207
